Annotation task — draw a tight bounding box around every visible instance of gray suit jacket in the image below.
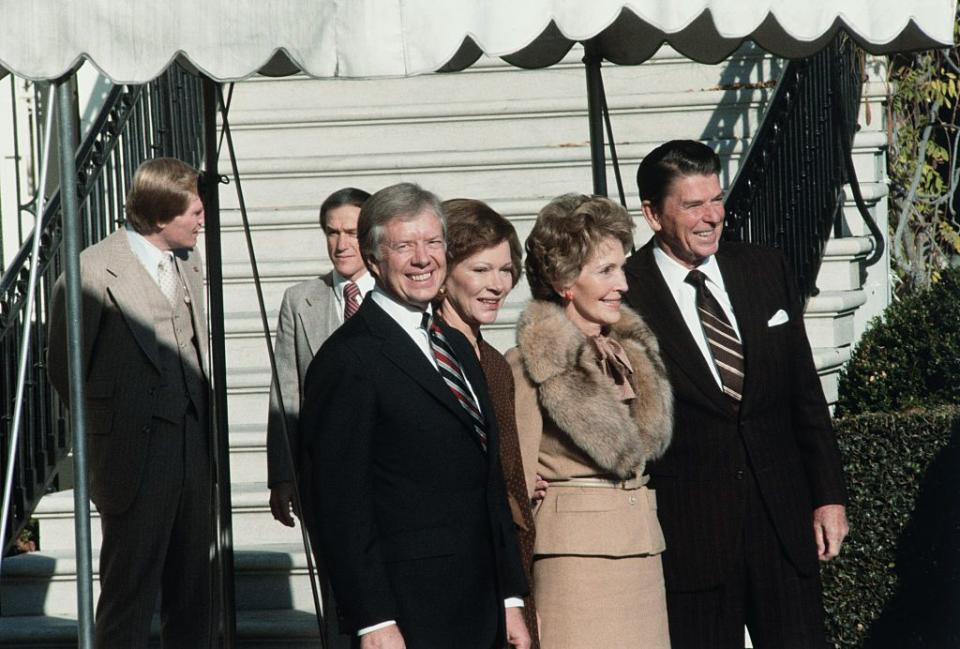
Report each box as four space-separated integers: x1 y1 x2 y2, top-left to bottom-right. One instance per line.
47 229 207 515
267 273 340 487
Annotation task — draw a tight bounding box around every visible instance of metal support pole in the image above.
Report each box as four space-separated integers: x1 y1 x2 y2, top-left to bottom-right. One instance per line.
583 40 607 196
57 74 95 649
202 76 237 649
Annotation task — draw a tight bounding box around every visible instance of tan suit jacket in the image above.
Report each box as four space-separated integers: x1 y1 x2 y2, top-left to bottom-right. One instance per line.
47 229 207 515
266 273 340 487
505 300 673 558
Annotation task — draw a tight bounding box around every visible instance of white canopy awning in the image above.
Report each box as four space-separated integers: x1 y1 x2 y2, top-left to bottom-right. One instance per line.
0 0 953 83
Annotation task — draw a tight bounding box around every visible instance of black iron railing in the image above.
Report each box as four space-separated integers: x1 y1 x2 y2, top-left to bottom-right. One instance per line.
0 64 203 555
724 34 868 300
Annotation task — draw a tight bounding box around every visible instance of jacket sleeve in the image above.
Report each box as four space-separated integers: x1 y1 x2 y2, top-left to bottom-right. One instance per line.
266 288 300 487
300 340 399 632
778 252 848 507
505 348 544 500
46 267 103 407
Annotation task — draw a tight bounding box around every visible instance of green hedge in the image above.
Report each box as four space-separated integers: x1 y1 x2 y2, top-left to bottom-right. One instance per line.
836 267 960 416
822 406 960 649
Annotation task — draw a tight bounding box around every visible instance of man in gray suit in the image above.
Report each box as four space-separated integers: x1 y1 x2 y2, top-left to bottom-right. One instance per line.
266 187 371 647
48 158 210 649
267 187 372 522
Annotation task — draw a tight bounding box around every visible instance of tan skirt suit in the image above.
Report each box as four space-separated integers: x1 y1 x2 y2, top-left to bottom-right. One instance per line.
506 300 674 649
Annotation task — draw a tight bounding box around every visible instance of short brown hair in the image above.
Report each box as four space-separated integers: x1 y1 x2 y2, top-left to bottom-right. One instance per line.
525 194 634 302
124 158 200 234
442 199 522 285
319 187 371 229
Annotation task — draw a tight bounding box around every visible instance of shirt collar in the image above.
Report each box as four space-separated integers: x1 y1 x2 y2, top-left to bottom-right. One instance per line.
652 243 725 293
125 224 174 274
332 269 375 301
370 285 433 332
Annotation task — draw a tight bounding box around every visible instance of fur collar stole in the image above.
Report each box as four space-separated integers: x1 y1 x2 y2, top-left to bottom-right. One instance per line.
515 300 673 477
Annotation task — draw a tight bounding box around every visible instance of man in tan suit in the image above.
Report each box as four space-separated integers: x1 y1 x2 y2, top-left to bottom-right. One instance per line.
266 187 371 648
48 158 210 649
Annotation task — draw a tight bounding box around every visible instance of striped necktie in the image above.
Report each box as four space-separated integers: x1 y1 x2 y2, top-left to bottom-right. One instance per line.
343 281 361 320
685 270 744 402
424 316 488 452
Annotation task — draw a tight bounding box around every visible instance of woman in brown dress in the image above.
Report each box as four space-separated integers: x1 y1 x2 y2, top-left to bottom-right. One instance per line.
434 198 542 647
506 194 674 649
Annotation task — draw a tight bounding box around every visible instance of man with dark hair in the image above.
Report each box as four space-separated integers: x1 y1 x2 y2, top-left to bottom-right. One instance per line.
267 186 372 523
48 157 211 649
266 186 371 648
299 182 530 649
624 140 849 648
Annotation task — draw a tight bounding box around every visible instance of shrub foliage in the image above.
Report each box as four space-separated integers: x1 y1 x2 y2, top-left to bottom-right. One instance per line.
822 406 960 649
836 267 960 416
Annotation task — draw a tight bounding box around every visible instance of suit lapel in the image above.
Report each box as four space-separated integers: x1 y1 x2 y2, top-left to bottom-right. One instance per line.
300 273 339 356
625 242 732 414
101 231 164 372
715 248 762 409
360 300 478 436
175 249 208 376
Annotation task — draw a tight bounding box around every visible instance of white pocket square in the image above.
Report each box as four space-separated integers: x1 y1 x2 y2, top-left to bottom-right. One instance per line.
767 309 789 327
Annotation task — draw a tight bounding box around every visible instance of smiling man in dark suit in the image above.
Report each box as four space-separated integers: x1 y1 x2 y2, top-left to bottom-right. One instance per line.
623 140 849 649
298 182 530 649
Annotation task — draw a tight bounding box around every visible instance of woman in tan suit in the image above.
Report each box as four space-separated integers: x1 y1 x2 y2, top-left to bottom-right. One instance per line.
433 198 542 647
506 194 674 649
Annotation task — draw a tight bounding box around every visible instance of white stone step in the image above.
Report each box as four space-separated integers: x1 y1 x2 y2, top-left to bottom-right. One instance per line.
816 236 874 292
226 87 772 161
811 346 853 406
0 608 322 648
33 482 300 554
216 140 751 216
225 45 780 114
0 542 316 617
803 289 868 351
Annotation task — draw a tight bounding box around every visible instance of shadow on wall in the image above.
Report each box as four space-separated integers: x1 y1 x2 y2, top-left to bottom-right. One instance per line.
699 43 784 188
864 421 960 648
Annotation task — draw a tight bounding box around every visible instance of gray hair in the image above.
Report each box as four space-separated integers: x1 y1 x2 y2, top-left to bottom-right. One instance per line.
359 182 446 263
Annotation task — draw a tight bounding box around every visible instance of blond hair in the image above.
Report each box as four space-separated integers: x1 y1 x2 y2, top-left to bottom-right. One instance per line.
124 158 200 234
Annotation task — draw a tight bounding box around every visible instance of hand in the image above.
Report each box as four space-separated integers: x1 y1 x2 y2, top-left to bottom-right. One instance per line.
505 606 532 649
813 504 849 561
360 624 406 649
532 475 548 503
269 481 298 527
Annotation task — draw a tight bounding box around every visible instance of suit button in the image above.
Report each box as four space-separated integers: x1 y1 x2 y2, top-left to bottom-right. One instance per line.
142 425 152 434
735 470 745 480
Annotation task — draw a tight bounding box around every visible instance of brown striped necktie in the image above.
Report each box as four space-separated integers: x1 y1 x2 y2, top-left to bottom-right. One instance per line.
685 270 744 402
343 281 361 320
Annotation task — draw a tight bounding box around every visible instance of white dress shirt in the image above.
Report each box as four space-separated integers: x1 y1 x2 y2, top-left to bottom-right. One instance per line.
358 287 521 637
332 270 375 324
125 225 181 287
652 245 742 389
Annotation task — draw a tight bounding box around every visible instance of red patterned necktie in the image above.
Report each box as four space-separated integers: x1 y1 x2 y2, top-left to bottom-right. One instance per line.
343 281 360 320
685 270 745 402
425 317 488 452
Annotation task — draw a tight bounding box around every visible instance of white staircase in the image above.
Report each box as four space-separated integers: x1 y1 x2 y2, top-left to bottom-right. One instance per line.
0 44 888 646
